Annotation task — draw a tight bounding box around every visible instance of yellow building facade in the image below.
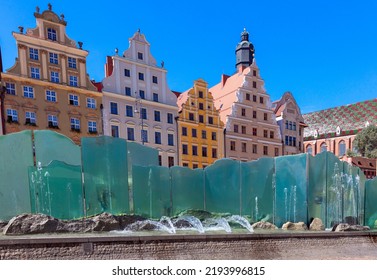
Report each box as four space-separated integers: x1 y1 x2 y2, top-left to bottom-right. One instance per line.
177 79 224 168
0 5 102 144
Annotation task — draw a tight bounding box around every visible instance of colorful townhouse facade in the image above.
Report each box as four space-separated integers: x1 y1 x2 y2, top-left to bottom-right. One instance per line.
210 29 282 161
273 91 306 155
176 79 224 168
101 30 178 167
0 4 102 144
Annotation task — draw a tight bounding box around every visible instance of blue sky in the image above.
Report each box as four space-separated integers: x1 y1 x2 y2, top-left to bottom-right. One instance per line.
1 0 376 113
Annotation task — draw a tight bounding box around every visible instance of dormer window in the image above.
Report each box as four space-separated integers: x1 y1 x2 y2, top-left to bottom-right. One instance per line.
137 52 143 60
47 28 57 41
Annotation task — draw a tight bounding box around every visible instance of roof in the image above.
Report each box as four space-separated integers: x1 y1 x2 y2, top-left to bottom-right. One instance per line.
349 157 376 171
176 89 190 111
210 67 252 124
172 90 181 98
303 98 377 138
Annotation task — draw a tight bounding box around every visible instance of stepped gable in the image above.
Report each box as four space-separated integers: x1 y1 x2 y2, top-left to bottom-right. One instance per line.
303 98 377 139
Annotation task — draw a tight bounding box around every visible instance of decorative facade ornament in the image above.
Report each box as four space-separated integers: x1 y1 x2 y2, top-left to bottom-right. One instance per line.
336 126 341 136
78 58 86 64
17 44 27 50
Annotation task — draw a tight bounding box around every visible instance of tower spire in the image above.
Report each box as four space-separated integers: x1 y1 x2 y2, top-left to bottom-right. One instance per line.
235 28 255 69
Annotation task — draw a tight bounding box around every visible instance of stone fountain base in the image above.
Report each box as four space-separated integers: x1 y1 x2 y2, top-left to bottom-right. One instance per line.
1 231 377 260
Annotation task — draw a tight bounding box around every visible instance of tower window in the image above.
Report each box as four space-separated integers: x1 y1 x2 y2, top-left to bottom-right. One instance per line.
138 52 143 60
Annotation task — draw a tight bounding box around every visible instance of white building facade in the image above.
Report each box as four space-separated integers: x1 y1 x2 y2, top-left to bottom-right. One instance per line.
102 30 178 167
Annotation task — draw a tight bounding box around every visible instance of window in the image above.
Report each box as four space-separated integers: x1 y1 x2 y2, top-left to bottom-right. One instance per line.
293 122 297 131
48 115 58 128
241 142 246 153
69 94 79 106
285 136 289 146
293 137 296 147
141 108 147 119
168 134 174 146
152 76 158 84
88 121 97 133
263 146 268 155
127 127 135 141
289 121 293 130
138 72 144 80
50 71 59 83
208 116 213 124
193 164 198 169
198 91 203 98
230 141 236 151
252 128 257 136
211 132 217 140
241 126 246 134
141 130 148 143
199 115 204 123
125 105 133 117
202 147 207 157
69 75 78 87
154 110 161 121
234 124 239 133
29 48 39 60
306 145 313 155
264 113 268 121
5 83 16 95
253 81 257 88
137 52 143 60
270 131 274 139
168 156 174 167
253 70 257 76
192 146 198 156
87 97 96 109
192 128 197 138
260 96 264 104
275 147 279 156
23 86 34 98
253 110 257 119
252 144 257 154
182 144 188 155
70 118 80 131
263 130 268 138
49 52 58 64
182 127 187 136
68 57 77 69
6 109 18 122
46 90 56 102
153 93 159 102
47 28 57 41
202 130 207 139
212 148 217 158
139 90 145 99
125 87 131 96
199 103 204 110
182 162 189 167
111 125 119 137
338 141 346 156
246 93 250 100
167 113 173 124
24 112 36 125
31 67 40 79
110 102 118 115
189 113 194 121
124 69 130 77
321 143 328 152
253 95 257 102
241 108 246 116
155 131 162 144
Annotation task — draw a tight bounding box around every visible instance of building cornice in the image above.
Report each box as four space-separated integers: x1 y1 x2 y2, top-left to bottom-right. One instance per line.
2 73 102 97
13 33 88 57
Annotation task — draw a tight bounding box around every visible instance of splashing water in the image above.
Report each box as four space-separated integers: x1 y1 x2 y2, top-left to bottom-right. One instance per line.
226 215 253 232
204 218 232 233
159 216 176 234
174 215 205 233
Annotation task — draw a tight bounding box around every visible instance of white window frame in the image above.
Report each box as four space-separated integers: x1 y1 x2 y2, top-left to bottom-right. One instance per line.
23 86 34 98
69 94 79 106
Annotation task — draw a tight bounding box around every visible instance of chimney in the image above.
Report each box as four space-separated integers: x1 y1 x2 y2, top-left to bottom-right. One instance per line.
105 56 114 77
221 74 230 86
